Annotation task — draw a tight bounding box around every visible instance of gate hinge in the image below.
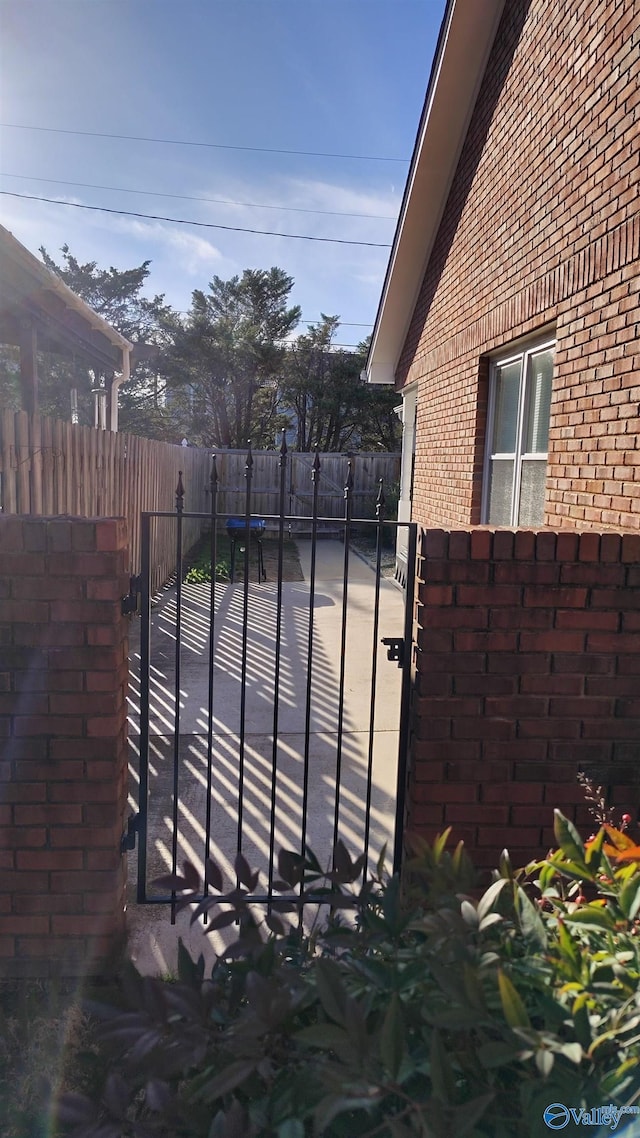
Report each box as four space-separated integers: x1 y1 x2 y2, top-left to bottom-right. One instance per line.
120 812 139 854
121 574 142 616
382 636 405 668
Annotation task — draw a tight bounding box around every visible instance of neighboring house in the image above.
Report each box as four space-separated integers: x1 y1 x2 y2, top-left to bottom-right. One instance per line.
0 224 132 430
365 0 640 870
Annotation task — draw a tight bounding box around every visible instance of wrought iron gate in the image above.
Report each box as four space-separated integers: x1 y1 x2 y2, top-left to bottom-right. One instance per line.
129 442 417 920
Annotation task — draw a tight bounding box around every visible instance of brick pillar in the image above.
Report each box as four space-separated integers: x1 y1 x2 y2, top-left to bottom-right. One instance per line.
0 516 129 977
409 527 640 875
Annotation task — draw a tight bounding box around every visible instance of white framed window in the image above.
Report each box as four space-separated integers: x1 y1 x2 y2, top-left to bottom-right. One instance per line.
482 336 555 526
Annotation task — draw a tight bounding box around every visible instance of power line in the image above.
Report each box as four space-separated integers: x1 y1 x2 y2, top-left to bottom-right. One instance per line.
0 122 408 164
0 191 393 248
175 307 372 328
0 172 397 222
303 320 372 328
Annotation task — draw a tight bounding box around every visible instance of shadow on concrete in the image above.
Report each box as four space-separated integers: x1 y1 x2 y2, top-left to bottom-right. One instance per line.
125 539 406 973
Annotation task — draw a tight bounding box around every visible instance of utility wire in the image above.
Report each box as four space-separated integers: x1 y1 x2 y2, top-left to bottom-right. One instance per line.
177 311 373 328
303 320 372 328
0 190 392 248
174 307 372 328
0 122 408 164
0 171 396 221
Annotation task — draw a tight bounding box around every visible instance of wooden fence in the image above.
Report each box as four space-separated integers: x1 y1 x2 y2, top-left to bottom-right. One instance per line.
0 409 211 592
213 449 401 522
0 410 400 590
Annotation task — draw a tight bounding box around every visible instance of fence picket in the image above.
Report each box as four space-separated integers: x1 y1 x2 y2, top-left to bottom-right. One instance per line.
0 409 17 514
41 415 54 515
30 414 43 516
15 411 31 512
0 410 399 585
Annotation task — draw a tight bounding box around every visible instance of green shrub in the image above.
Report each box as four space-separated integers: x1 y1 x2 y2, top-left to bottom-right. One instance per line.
57 817 640 1137
184 559 231 585
183 539 231 585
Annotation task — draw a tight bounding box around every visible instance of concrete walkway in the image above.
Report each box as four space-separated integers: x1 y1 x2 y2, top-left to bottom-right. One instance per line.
126 540 406 974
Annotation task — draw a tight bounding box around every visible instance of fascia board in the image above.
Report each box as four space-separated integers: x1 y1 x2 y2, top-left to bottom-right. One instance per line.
366 0 506 385
367 361 397 385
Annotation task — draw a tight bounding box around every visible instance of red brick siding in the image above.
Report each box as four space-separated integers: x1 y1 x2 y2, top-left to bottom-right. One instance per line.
409 528 640 873
398 0 640 528
0 517 129 976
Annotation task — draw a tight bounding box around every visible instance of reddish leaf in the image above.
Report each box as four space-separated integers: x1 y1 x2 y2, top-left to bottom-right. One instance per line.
181 860 201 891
270 899 299 913
153 873 196 894
264 913 285 936
205 858 224 892
204 909 240 932
333 840 354 880
55 1093 96 1126
603 825 636 851
609 845 640 862
102 1072 130 1119
234 852 257 890
278 849 304 886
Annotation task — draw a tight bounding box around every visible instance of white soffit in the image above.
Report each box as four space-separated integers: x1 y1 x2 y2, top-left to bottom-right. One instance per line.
366 0 506 384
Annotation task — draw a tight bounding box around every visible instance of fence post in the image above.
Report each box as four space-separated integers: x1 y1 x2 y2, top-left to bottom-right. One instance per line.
0 516 129 976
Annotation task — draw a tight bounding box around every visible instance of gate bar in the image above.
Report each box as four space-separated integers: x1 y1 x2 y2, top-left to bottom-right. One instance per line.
170 472 185 923
204 455 219 914
267 434 288 901
135 493 418 905
363 479 385 877
332 462 353 856
393 521 418 876
136 511 151 904
236 446 253 865
301 452 321 866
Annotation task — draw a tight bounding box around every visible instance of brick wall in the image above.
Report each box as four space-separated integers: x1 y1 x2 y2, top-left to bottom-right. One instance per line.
409 527 640 873
397 0 640 529
0 516 129 977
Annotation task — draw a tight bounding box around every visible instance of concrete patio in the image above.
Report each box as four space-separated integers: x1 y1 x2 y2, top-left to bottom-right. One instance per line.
125 539 406 973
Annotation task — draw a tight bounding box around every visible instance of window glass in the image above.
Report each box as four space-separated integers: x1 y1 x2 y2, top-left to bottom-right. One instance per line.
484 337 554 526
492 361 521 453
518 459 547 526
524 348 554 454
487 458 514 526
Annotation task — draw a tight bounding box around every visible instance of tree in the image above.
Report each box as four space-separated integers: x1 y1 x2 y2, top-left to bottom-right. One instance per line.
167 268 301 449
281 318 401 452
38 244 180 438
0 345 20 412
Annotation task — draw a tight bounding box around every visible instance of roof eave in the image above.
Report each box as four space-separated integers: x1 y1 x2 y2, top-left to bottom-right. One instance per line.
0 223 133 362
365 0 506 386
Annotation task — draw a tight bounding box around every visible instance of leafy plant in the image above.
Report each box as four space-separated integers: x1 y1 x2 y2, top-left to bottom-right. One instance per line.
184 558 231 585
56 818 640 1138
183 535 231 584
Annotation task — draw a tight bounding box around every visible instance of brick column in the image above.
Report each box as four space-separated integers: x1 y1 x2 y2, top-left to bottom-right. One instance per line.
0 516 129 977
409 527 640 875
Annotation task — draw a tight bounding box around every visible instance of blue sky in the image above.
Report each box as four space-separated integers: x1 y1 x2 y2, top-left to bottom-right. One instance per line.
0 0 445 344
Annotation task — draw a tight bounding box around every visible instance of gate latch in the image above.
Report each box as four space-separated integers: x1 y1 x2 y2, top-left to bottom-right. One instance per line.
120 812 139 854
121 574 142 616
382 637 405 668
